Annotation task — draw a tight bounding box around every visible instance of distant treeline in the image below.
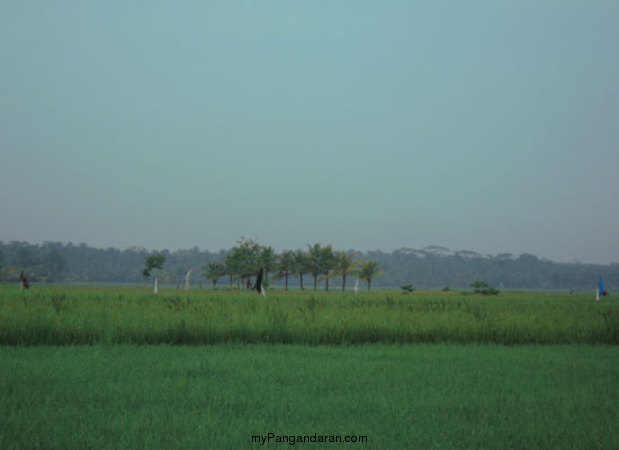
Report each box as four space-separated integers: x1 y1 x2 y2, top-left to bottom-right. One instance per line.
0 241 616 291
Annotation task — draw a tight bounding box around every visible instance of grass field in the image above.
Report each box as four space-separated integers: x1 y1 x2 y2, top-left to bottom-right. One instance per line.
1 286 618 449
0 286 617 345
2 344 618 449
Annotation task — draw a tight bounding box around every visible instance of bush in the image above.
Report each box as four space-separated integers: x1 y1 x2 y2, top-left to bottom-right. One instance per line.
470 280 499 296
400 284 415 294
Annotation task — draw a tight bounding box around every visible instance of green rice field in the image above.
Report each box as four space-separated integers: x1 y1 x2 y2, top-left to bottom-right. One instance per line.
2 344 618 449
1 286 618 449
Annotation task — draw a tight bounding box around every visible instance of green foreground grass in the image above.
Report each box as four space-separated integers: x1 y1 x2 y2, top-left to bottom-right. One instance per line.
1 286 618 345
1 344 618 449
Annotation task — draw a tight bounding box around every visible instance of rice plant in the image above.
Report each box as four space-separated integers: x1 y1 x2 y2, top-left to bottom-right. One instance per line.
0 286 617 345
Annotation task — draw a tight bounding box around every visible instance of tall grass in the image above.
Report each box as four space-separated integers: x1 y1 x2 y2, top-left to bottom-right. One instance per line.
1 286 617 345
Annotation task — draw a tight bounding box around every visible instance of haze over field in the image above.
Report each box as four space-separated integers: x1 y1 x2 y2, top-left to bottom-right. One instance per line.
1 2 618 264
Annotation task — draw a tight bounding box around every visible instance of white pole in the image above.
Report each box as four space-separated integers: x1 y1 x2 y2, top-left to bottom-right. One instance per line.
185 268 195 291
154 276 159 294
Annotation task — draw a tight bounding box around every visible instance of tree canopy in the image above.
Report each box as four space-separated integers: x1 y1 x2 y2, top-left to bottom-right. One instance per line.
142 254 166 280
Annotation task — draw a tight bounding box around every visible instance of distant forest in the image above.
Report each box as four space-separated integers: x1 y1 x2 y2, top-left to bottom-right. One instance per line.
0 241 616 291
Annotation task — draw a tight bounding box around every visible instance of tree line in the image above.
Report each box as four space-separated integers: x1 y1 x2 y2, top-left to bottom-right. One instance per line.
0 241 616 291
0 239 382 291
201 238 381 291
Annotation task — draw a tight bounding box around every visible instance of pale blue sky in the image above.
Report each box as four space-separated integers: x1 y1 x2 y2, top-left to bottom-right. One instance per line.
1 1 618 263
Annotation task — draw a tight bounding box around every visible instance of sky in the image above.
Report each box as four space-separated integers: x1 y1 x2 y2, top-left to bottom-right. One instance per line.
1 1 618 264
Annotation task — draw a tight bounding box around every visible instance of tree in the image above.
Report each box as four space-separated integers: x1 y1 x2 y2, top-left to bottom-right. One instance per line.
0 261 13 282
401 284 415 294
307 243 335 291
224 237 267 289
306 244 321 290
224 255 236 288
258 245 276 290
143 254 166 279
0 250 11 282
358 260 381 291
292 249 309 291
15 247 36 269
274 250 295 291
203 262 226 288
143 253 166 292
320 244 336 291
334 250 358 291
470 280 499 295
175 267 186 290
42 244 67 282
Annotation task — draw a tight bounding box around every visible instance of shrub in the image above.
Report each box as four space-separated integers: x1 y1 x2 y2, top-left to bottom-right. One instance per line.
470 280 499 296
400 284 415 294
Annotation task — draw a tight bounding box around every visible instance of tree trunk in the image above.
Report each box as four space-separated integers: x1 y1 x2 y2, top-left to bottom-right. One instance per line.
342 274 346 291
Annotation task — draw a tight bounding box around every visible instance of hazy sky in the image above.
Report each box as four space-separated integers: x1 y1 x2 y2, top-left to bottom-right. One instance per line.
1 1 618 264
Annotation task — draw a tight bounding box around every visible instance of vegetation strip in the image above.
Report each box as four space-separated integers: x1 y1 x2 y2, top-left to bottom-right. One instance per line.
1 287 617 345
1 240 616 290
